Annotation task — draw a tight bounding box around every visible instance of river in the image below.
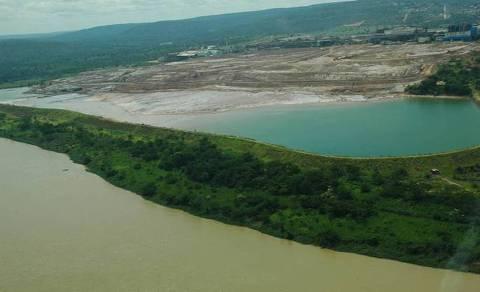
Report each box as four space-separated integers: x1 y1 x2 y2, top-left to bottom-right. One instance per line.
1 138 480 291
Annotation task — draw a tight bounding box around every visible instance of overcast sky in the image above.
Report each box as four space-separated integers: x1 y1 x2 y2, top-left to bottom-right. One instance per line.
0 0 346 35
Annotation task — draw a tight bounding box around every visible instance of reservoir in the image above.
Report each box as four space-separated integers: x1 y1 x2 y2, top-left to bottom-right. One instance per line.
2 88 480 157
174 99 480 157
1 138 480 291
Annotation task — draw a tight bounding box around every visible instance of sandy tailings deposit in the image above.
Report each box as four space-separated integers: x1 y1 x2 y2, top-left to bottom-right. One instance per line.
30 43 479 115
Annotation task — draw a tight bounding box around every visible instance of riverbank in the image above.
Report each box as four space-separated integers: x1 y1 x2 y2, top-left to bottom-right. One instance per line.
1 104 480 273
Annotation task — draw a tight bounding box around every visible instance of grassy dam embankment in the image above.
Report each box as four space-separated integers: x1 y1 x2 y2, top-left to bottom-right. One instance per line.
1 104 480 273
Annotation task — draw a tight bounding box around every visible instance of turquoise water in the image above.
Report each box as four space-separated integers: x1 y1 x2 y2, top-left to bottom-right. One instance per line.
2 87 480 157
0 87 39 101
178 99 480 157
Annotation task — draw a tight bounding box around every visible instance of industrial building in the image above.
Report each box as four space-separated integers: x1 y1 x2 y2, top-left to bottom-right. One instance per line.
443 24 479 42
368 24 479 44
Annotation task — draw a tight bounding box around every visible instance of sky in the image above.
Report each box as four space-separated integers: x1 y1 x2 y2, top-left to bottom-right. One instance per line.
0 0 345 35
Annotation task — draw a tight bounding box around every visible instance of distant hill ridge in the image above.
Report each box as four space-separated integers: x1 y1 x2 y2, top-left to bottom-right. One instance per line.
51 0 480 45
1 0 479 86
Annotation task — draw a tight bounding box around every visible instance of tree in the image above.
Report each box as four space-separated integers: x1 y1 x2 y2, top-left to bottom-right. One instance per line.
316 229 341 248
391 168 408 180
141 182 157 197
334 183 353 200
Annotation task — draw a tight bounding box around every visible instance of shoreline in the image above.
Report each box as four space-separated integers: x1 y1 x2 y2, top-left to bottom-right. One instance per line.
2 86 472 118
4 86 383 117
401 94 470 101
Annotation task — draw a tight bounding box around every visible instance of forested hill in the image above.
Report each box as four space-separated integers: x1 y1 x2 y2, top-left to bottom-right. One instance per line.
1 0 479 87
51 0 480 45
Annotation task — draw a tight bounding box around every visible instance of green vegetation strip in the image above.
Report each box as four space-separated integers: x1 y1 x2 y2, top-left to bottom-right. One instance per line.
1 104 480 273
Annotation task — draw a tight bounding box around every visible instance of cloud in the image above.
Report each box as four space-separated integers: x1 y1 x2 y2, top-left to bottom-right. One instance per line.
0 0 344 35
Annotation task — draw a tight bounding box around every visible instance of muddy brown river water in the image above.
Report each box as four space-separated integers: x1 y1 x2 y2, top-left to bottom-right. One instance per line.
1 138 480 291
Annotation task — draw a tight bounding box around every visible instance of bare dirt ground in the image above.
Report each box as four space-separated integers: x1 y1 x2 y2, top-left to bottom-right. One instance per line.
30 42 479 114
